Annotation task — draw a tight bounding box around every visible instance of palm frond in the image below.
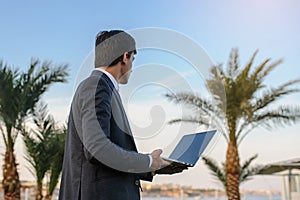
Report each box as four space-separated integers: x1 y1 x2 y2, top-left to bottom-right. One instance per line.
47 129 66 196
18 59 69 118
0 63 20 131
202 156 227 189
227 48 239 78
249 58 271 84
166 93 222 116
252 106 300 128
23 103 60 189
260 59 283 80
235 50 258 88
206 78 227 113
168 117 210 126
243 50 258 77
238 106 300 143
239 154 261 184
252 79 300 113
0 122 8 148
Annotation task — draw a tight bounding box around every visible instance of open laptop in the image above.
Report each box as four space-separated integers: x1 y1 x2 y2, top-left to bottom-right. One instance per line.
163 130 216 167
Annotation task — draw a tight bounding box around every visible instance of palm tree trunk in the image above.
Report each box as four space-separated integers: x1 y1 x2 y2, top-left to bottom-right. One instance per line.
2 150 21 200
225 140 240 200
36 184 43 200
44 194 52 200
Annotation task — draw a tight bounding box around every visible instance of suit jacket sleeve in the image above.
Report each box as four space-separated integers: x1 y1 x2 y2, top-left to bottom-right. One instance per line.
73 76 151 173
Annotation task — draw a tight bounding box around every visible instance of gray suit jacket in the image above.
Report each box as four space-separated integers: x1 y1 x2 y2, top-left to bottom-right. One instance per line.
59 70 152 200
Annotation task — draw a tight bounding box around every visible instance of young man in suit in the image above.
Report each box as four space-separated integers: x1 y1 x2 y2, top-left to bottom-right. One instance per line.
59 30 186 200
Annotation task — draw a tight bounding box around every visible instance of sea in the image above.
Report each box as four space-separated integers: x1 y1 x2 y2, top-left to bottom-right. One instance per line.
0 191 282 200
141 195 282 200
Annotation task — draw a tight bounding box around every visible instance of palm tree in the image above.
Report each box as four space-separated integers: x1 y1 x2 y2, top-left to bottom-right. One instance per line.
166 49 300 200
202 154 261 190
23 103 65 200
23 103 55 200
0 59 68 200
45 127 66 200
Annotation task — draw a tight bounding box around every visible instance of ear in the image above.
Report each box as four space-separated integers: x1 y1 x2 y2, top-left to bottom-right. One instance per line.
121 52 129 65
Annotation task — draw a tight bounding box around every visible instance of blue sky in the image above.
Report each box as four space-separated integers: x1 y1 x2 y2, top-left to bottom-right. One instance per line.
0 0 300 191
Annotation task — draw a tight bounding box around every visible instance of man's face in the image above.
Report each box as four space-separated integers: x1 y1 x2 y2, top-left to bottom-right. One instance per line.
119 53 135 84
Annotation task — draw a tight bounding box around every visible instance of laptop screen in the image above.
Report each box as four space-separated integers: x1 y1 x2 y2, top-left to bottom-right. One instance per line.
168 130 216 165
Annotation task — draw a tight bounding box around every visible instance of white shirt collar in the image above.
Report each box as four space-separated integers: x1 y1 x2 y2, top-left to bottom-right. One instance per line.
94 68 119 91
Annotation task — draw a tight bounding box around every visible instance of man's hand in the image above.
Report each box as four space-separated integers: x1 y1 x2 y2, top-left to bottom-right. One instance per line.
155 162 188 175
150 149 171 171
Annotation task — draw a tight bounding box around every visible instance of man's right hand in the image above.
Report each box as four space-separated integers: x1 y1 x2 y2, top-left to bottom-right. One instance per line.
150 149 170 171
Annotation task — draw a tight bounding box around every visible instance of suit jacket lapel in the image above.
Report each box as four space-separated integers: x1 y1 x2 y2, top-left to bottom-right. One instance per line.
93 70 138 151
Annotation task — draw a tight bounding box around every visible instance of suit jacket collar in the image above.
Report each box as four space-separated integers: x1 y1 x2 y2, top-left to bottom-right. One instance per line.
94 68 119 91
91 70 115 91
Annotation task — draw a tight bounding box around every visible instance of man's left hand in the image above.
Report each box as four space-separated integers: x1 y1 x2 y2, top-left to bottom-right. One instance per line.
155 162 188 175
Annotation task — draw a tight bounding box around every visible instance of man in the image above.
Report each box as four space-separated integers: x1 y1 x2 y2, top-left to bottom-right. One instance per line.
59 30 186 200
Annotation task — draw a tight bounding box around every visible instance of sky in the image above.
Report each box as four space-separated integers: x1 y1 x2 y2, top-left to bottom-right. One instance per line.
0 0 300 192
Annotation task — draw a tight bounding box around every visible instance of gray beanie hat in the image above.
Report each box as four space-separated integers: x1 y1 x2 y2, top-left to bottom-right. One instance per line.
95 30 136 67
